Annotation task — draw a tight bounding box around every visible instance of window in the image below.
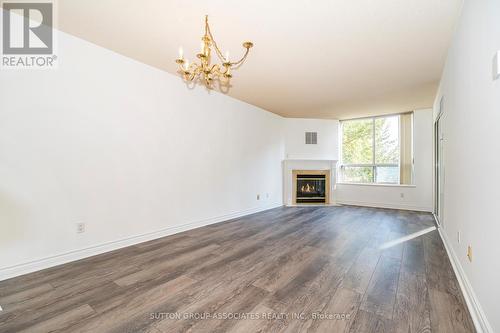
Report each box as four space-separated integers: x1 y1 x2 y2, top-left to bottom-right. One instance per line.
340 113 413 184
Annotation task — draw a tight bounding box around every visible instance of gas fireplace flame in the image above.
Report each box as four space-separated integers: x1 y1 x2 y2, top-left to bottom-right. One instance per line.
301 184 315 192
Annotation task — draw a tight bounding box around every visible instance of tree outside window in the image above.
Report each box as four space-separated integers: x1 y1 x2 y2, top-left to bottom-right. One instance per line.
340 115 402 184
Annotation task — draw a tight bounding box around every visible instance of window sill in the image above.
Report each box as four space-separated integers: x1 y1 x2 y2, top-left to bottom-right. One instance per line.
336 182 416 188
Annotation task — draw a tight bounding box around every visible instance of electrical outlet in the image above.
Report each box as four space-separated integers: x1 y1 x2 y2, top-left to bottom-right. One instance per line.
400 193 404 198
257 194 260 200
76 222 85 234
457 231 461 244
467 245 472 262
266 193 269 199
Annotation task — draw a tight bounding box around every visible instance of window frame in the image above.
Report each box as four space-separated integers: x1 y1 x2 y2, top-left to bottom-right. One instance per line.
339 114 402 184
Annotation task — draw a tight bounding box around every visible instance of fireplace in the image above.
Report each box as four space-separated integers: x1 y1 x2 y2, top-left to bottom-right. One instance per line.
284 160 337 206
293 170 330 204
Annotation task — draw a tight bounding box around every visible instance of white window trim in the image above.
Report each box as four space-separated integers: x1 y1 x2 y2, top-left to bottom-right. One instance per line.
336 182 416 188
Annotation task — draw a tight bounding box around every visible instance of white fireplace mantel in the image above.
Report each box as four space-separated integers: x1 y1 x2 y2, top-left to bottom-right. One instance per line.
283 159 338 206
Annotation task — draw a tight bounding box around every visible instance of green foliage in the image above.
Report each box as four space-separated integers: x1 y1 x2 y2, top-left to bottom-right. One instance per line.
343 166 373 183
342 118 373 164
342 116 400 183
375 117 399 164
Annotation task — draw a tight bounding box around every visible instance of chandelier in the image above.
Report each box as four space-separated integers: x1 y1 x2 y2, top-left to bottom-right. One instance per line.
175 15 253 89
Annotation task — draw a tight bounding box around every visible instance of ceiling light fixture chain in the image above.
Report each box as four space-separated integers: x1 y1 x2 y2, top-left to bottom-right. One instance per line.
175 15 253 88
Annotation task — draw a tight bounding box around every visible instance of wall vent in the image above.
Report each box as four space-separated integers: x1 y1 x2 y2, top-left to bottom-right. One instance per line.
305 132 317 144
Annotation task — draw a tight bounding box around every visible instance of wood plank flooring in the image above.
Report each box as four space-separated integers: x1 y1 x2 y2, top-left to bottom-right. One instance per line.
0 206 475 332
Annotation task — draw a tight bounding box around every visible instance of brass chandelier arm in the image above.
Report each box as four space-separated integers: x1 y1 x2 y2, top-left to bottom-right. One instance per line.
230 47 250 67
204 15 252 67
209 64 230 76
180 62 202 81
209 64 221 75
191 66 203 80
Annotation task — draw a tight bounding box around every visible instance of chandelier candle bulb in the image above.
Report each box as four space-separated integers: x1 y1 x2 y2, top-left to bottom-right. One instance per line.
174 15 253 89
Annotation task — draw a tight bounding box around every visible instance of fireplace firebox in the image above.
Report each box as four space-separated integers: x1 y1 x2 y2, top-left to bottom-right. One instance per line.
295 174 327 203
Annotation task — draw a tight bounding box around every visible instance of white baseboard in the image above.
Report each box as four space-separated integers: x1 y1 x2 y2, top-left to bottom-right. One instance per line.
437 225 493 333
0 203 283 282
336 199 433 212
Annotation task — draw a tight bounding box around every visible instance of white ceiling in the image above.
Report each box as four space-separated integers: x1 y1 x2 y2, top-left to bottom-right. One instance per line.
58 0 462 119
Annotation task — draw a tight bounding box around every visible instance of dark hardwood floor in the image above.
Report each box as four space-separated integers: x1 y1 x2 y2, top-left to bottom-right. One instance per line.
0 206 475 332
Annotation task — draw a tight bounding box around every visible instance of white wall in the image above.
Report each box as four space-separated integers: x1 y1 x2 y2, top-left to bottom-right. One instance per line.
433 1 499 331
0 30 284 280
284 118 339 160
336 109 434 212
